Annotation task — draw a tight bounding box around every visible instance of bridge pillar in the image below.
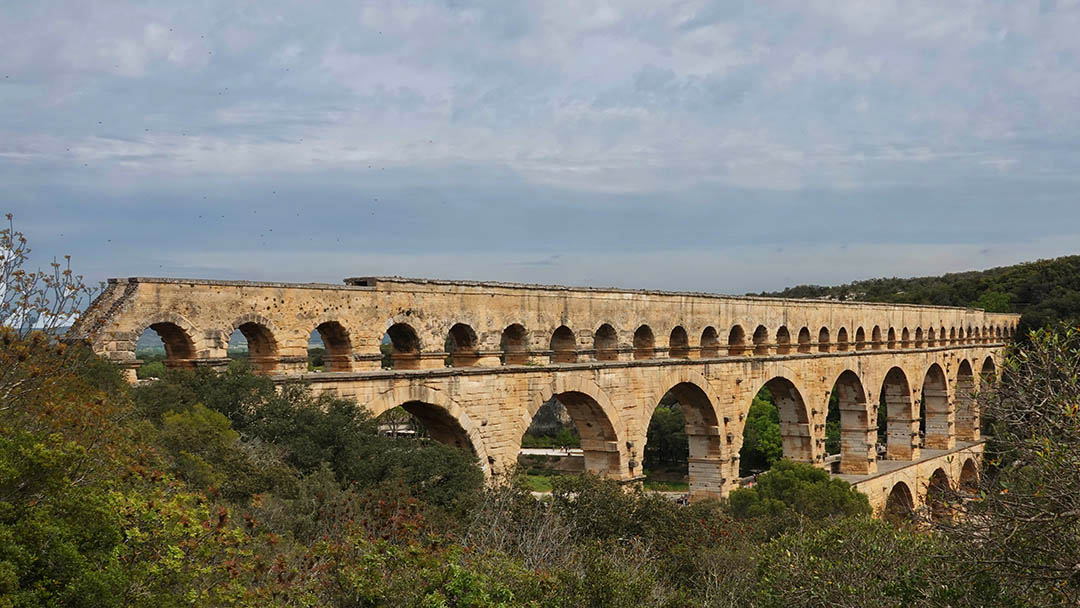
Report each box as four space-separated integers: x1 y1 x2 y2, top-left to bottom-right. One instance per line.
686 424 727 500
886 412 919 461
923 386 956 450
579 438 628 479
779 421 815 462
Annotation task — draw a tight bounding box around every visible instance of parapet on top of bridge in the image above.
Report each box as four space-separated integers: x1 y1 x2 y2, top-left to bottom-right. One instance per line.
76 274 1020 376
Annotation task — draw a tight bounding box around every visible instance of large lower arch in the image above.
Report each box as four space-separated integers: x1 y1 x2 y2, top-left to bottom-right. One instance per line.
361 385 490 475
754 376 814 464
955 360 978 441
832 370 875 475
645 369 724 499
526 377 627 479
885 481 915 521
926 467 951 521
922 363 954 449
880 367 917 460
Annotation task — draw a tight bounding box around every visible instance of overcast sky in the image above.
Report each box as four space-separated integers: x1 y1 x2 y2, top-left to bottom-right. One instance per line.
3 1 1079 294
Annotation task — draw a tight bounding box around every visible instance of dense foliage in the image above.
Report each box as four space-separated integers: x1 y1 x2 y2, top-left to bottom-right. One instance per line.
758 254 1080 336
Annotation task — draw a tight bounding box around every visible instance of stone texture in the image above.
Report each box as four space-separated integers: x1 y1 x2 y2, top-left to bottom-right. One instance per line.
76 275 1016 504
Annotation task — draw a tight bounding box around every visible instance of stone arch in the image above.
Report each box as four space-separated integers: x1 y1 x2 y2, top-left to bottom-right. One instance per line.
955 360 978 441
960 458 979 492
526 377 626 478
949 327 957 344
881 366 917 460
927 326 936 346
818 327 831 353
311 320 353 372
797 327 811 353
872 325 883 350
885 481 915 520
446 323 479 366
134 314 199 369
550 325 577 364
922 363 953 450
227 314 281 373
669 325 690 359
633 325 656 359
752 325 770 355
728 325 746 356
914 327 924 348
385 322 422 369
775 326 792 355
836 327 849 351
855 327 867 351
887 327 897 349
361 385 490 475
500 323 529 365
644 369 724 499
981 355 997 385
926 468 951 520
700 326 720 358
832 370 874 475
901 327 911 348
593 323 618 362
758 376 814 464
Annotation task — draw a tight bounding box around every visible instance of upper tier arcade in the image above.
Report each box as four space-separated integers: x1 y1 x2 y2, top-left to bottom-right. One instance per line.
76 275 1020 376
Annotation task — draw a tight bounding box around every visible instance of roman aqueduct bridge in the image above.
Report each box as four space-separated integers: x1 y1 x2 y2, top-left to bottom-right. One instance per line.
75 276 1018 514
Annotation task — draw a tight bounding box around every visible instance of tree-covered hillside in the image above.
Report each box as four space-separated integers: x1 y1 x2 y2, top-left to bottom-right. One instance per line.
757 255 1080 337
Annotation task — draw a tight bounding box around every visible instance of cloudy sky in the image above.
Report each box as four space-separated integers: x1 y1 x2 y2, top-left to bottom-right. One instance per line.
3 1 1079 293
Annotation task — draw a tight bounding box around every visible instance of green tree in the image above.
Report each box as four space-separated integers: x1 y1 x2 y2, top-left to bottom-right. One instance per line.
739 390 782 476
728 460 871 522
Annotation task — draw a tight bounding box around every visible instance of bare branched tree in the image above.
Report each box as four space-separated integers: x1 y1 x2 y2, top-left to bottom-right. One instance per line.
939 326 1080 606
0 214 99 411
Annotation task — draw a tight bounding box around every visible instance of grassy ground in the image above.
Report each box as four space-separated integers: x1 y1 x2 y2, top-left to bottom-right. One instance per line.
525 474 554 492
642 479 689 492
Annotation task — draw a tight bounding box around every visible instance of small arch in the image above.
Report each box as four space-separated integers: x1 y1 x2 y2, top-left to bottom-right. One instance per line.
633 325 656 360
230 321 279 373
855 327 866 351
972 327 981 344
981 355 996 385
311 321 352 372
901 327 910 348
550 325 577 364
941 326 948 345
669 326 689 359
752 325 770 355
836 327 849 351
960 458 979 492
700 326 720 358
728 325 746 356
927 468 951 520
922 364 952 450
872 326 883 350
385 323 422 369
885 481 915 521
500 324 529 365
775 326 792 355
955 360 977 441
446 323 480 366
914 327 924 348
887 327 897 349
927 327 936 346
139 321 197 369
593 323 618 362
818 327 831 353
797 327 811 353
949 327 957 344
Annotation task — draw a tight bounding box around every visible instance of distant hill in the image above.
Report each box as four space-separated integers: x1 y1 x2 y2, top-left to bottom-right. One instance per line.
756 255 1080 338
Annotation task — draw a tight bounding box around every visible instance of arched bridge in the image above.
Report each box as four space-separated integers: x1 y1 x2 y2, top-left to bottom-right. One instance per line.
76 276 1019 513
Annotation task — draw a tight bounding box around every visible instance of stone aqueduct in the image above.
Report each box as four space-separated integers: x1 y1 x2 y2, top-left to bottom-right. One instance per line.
75 276 1019 514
